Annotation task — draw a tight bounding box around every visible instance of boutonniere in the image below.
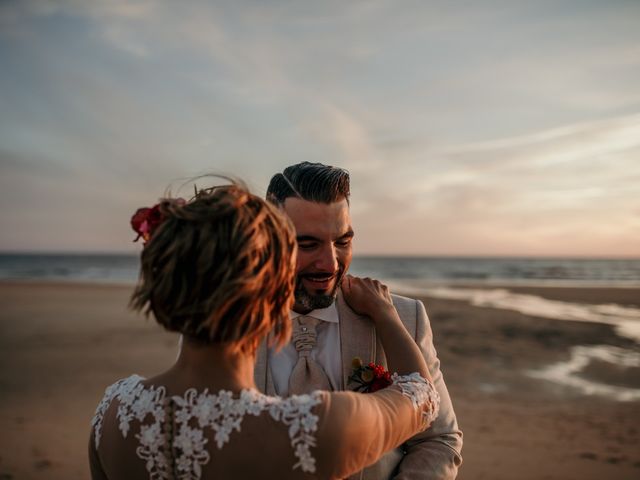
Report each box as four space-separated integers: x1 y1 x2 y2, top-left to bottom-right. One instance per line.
348 357 392 393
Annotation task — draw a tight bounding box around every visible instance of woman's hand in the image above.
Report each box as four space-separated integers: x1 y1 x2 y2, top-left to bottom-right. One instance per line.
341 275 396 322
342 274 430 380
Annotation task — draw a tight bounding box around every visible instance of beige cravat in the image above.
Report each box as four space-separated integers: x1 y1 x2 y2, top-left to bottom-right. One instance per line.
288 316 332 395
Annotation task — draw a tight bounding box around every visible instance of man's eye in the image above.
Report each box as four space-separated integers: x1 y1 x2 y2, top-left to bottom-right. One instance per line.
297 243 317 250
336 239 352 247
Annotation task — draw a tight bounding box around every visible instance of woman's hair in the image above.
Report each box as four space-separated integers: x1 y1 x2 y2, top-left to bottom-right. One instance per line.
130 181 297 353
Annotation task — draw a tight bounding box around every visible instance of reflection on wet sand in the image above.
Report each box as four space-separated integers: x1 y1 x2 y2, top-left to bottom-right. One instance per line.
528 345 640 402
389 283 640 401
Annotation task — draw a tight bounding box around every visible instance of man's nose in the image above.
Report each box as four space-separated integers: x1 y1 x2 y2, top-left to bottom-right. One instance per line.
314 244 338 272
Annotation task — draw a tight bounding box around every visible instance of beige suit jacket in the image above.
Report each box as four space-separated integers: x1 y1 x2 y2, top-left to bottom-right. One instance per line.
254 290 463 480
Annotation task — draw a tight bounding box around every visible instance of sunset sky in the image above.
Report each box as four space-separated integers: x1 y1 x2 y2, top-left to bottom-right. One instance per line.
1 0 639 256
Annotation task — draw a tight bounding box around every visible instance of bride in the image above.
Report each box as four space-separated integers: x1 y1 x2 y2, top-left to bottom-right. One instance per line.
89 182 439 479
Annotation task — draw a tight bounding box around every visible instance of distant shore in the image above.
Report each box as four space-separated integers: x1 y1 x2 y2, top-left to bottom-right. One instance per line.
0 281 638 479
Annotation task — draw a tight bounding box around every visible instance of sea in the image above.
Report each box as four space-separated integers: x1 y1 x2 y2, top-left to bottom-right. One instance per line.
1 253 639 287
2 253 639 400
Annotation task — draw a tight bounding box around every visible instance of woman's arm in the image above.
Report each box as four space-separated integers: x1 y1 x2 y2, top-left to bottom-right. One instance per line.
312 276 439 479
341 275 431 381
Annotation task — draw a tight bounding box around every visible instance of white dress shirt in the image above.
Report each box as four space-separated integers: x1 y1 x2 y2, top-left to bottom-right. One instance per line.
268 303 342 396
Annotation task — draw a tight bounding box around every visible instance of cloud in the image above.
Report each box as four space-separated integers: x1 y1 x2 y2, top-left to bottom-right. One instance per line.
2 0 155 20
1 1 639 255
350 113 640 256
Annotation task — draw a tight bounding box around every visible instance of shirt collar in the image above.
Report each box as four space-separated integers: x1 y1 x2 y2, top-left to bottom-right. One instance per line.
290 301 339 324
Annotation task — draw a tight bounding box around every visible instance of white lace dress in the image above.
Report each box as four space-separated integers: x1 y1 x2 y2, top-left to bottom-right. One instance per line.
90 373 439 480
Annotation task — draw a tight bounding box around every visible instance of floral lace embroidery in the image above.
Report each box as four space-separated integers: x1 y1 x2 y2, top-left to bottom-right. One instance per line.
171 388 253 478
391 372 440 428
91 375 170 479
170 388 322 476
91 375 145 448
267 392 323 472
91 376 323 479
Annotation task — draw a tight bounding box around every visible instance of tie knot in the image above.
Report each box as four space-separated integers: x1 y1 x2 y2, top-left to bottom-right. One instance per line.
288 315 332 394
292 316 320 354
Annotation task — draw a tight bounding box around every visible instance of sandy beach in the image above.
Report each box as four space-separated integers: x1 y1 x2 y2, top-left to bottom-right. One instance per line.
0 281 638 479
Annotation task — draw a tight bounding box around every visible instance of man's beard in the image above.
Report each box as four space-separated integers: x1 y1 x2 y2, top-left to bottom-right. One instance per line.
293 265 346 312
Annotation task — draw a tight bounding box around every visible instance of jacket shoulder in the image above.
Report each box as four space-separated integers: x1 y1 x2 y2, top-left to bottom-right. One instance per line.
390 292 420 306
391 293 424 314
390 294 427 332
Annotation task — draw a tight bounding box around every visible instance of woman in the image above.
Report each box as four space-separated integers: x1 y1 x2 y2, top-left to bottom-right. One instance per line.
89 182 439 479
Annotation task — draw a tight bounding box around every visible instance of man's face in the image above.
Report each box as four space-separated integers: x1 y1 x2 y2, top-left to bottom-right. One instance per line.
282 197 354 313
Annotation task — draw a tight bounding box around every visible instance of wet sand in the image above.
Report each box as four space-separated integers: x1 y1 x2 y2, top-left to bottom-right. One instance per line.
458 284 640 308
0 282 638 479
416 291 640 480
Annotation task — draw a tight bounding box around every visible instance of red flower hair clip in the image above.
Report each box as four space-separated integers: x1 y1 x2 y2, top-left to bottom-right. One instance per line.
130 204 164 244
130 199 185 244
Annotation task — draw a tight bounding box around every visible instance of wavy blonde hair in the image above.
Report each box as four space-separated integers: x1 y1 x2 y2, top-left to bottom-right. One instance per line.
130 181 296 353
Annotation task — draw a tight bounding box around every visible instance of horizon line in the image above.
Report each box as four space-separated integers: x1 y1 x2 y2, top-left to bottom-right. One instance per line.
0 250 639 261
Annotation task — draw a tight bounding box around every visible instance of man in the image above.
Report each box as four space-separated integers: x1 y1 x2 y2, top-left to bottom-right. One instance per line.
254 162 463 479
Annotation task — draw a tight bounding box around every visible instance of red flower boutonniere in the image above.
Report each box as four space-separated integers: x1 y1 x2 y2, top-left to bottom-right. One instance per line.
349 357 392 393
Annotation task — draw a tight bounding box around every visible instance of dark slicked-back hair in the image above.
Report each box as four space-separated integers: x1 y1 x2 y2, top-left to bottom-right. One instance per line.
266 162 350 206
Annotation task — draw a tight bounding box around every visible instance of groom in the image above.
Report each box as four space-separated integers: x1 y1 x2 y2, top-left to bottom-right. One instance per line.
254 162 463 479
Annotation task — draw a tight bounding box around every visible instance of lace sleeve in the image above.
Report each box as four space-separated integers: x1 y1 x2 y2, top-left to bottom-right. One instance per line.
391 372 440 429
311 374 440 479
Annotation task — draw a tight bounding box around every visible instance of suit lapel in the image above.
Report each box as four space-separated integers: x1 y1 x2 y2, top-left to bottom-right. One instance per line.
266 354 276 395
254 337 276 395
337 289 376 390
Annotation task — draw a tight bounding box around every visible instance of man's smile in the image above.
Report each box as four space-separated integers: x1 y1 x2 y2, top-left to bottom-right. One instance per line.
300 273 336 290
